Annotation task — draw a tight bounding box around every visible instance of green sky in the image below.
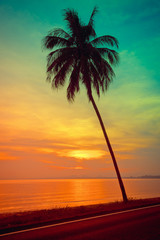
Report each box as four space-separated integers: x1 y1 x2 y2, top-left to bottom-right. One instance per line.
0 0 160 179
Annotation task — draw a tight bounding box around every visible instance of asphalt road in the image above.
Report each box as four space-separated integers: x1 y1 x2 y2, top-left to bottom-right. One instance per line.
0 205 160 240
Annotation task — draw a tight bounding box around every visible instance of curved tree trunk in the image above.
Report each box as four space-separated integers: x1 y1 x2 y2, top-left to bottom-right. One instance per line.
90 94 128 203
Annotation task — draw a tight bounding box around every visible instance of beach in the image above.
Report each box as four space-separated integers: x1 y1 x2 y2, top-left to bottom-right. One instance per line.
1 197 160 234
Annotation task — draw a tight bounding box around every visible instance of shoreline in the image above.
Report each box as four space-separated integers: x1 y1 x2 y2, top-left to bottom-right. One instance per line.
0 197 160 234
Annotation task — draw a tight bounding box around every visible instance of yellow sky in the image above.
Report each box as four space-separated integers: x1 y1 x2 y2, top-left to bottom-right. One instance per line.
0 50 159 179
0 1 160 179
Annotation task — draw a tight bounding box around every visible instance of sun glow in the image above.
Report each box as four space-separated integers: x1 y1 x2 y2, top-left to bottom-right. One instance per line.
68 150 105 159
74 166 84 169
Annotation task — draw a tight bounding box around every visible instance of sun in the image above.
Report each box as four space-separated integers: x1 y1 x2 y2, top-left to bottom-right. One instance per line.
68 150 105 159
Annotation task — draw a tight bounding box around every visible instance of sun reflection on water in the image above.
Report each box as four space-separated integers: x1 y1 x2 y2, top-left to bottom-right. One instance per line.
0 178 160 213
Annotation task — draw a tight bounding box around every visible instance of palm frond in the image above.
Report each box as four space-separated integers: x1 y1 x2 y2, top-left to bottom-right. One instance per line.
86 6 98 39
90 62 102 96
97 48 119 65
48 28 71 39
47 49 61 66
63 9 82 37
89 47 106 76
47 48 77 73
53 57 74 88
101 58 115 90
90 47 115 89
81 58 92 100
47 52 66 72
43 35 71 50
90 35 119 48
42 35 72 50
88 6 98 27
67 61 81 101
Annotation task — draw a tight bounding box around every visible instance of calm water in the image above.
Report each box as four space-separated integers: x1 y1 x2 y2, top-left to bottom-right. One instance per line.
0 179 160 213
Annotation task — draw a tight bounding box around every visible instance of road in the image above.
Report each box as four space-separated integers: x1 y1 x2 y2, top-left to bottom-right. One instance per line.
0 205 160 240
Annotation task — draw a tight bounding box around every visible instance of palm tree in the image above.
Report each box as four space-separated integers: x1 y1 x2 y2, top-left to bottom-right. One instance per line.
42 7 128 202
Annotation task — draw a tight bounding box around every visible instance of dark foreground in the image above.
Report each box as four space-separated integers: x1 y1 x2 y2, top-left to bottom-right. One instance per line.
0 204 160 240
1 197 160 234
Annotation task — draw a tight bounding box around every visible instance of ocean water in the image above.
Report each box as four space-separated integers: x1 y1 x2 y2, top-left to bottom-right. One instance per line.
0 178 159 213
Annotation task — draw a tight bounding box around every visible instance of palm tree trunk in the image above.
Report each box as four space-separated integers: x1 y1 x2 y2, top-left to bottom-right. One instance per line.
90 94 128 203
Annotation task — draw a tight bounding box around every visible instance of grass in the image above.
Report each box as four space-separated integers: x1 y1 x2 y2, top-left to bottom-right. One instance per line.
0 197 160 234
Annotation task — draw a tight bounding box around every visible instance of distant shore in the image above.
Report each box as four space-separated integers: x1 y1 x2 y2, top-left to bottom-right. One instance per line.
0 197 160 234
0 176 160 180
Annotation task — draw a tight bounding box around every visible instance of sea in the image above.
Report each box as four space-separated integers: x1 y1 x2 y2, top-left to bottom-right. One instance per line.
0 178 160 214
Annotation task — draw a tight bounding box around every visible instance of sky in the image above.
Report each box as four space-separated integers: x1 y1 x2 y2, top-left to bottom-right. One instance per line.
0 0 160 179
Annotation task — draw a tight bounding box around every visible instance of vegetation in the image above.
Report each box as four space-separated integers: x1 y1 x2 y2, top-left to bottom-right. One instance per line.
42 7 127 202
1 198 160 233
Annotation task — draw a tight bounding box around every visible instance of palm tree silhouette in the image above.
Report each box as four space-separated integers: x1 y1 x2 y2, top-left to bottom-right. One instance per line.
42 7 128 202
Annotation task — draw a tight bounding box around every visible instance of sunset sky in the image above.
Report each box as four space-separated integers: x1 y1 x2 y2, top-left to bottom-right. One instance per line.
0 0 160 179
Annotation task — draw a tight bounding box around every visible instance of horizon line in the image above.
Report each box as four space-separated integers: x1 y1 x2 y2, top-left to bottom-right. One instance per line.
0 175 160 180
